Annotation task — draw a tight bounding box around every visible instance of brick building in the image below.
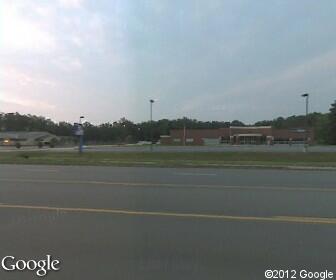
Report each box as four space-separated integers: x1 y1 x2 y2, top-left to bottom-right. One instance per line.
160 126 314 145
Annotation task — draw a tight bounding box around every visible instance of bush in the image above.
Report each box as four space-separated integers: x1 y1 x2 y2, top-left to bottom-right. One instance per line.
49 138 58 148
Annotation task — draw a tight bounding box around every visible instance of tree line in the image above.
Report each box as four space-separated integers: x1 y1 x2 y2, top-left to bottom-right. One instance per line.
0 100 335 144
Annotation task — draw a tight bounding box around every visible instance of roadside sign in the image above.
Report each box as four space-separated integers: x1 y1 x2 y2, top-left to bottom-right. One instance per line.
74 123 84 136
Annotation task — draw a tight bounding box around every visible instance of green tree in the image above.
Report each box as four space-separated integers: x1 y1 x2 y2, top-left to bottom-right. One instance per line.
329 100 336 144
231 120 245 127
314 113 329 144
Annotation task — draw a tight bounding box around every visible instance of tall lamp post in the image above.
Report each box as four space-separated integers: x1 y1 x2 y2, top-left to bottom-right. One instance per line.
150 99 155 152
301 93 309 152
79 116 85 154
183 123 186 146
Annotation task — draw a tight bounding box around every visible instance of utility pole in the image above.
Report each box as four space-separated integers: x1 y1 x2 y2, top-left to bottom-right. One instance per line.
79 116 84 154
183 118 186 146
150 99 154 152
301 93 309 152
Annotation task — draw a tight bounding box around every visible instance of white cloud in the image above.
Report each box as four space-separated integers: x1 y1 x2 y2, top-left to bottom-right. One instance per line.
0 65 58 115
78 13 107 51
0 0 114 115
0 93 56 111
0 0 104 55
180 49 336 119
1 67 56 88
58 0 83 9
52 56 83 72
0 2 57 53
70 36 84 47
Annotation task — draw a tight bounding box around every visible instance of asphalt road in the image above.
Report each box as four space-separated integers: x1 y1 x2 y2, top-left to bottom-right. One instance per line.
0 165 335 279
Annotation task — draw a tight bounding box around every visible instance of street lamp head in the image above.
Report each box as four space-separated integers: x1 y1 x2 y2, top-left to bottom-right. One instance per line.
301 93 309 97
150 99 155 103
80 116 85 119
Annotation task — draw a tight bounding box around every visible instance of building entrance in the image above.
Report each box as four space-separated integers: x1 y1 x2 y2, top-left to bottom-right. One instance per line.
232 134 264 145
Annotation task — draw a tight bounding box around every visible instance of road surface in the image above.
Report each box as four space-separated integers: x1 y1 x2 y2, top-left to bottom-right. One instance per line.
0 165 335 279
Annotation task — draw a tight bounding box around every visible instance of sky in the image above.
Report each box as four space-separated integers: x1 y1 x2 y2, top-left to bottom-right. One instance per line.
1 0 336 124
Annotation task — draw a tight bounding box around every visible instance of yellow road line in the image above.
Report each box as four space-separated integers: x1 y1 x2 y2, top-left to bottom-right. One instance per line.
0 203 335 225
0 178 335 193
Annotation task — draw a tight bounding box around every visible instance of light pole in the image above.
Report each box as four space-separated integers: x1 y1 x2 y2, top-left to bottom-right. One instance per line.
150 99 154 151
79 116 84 154
183 123 186 146
301 93 309 152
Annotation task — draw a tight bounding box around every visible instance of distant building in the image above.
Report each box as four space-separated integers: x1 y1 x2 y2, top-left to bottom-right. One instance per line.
0 131 59 147
160 126 314 145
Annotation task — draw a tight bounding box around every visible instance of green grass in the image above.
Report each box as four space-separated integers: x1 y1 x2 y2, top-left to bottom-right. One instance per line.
0 151 336 169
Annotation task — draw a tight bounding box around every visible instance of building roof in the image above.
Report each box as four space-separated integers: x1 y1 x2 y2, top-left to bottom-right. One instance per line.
229 126 272 129
0 131 55 139
234 133 263 137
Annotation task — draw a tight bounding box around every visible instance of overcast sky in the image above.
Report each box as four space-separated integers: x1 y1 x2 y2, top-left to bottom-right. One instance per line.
1 0 335 124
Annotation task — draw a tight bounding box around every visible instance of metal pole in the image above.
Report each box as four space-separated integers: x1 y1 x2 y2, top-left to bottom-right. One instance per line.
305 94 309 151
150 102 153 123
79 116 84 154
301 94 309 152
150 100 154 152
79 133 83 154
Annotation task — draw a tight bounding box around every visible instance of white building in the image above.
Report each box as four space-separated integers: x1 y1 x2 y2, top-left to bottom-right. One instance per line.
0 131 59 148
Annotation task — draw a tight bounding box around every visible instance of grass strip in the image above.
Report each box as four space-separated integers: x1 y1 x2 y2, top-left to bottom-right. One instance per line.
0 151 336 169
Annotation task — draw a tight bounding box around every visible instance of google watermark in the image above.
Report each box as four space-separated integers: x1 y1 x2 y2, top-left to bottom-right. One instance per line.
265 269 334 280
1 255 60 277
